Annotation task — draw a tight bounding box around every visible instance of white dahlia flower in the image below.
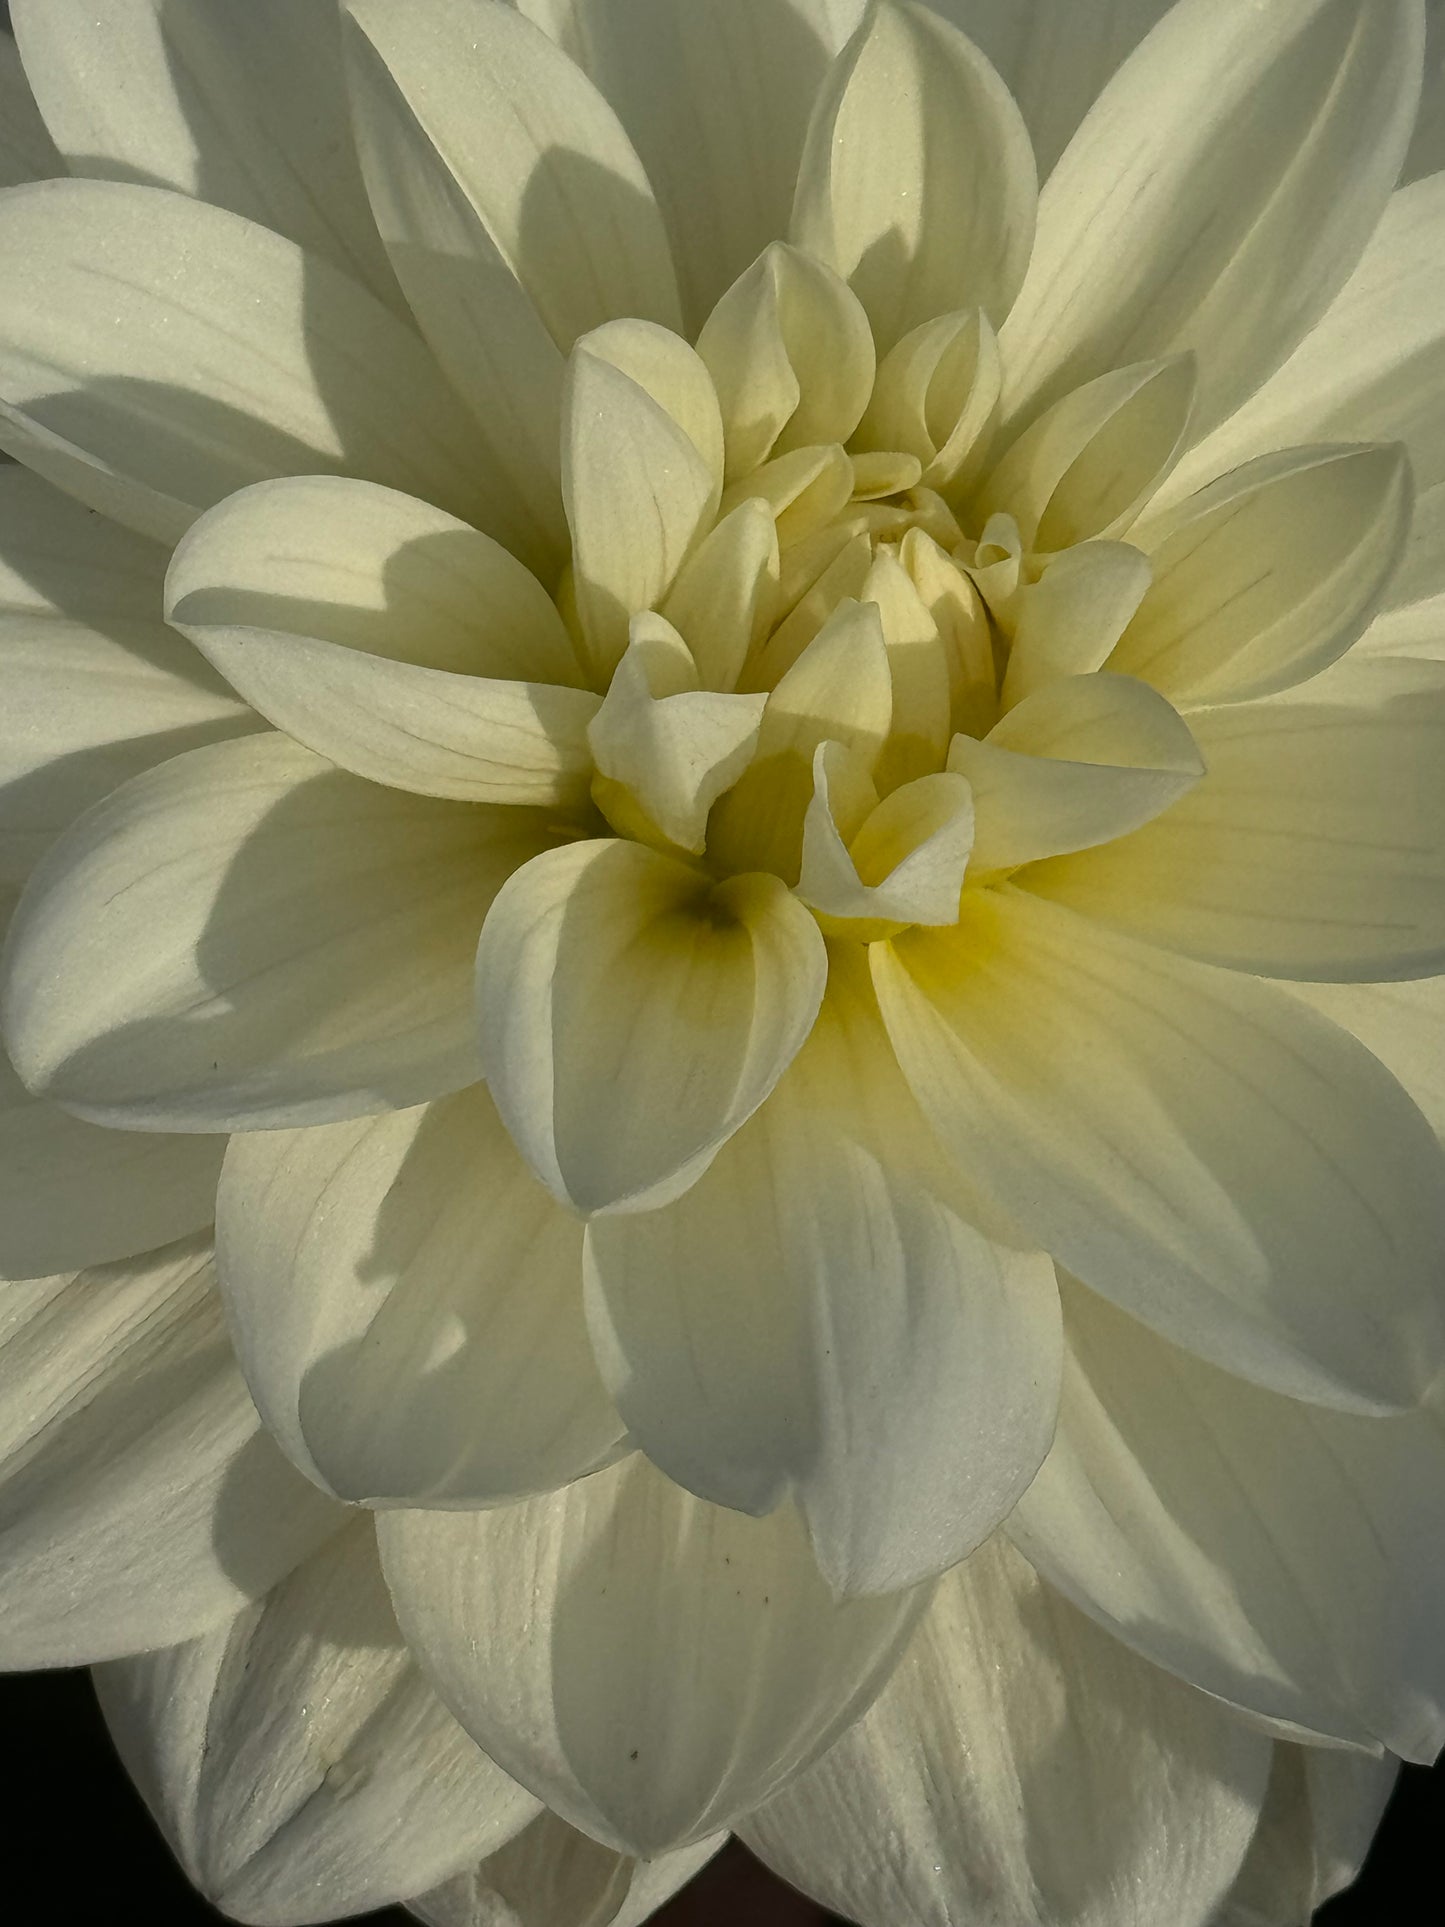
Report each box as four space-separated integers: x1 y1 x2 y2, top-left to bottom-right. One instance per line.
2 0 1445 1920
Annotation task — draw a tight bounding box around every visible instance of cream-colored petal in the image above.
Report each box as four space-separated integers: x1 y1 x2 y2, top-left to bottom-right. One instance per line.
1113 443 1412 705
1000 541 1154 707
855 307 1002 499
698 242 875 481
379 1455 928 1853
980 355 1197 552
409 1814 725 1927
167 623 599 808
1030 656 1445 980
792 0 1036 352
163 475 585 684
798 749 976 931
216 1089 623 1508
339 9 572 574
0 1236 343 1667
744 1533 1271 1927
709 597 894 882
1010 1278 1445 1759
587 617 766 853
1000 0 1425 440
662 498 780 694
585 953 1060 1595
1217 1745 1397 1926
13 0 395 299
475 838 827 1214
1286 974 1445 1139
863 544 953 790
951 672 1203 874
0 1049 223 1282
96 1521 539 1927
564 337 720 682
1167 174 1445 614
516 0 855 330
2 734 549 1131
0 28 62 187
0 180 496 542
345 0 680 351
873 886 1445 1411
0 469 256 885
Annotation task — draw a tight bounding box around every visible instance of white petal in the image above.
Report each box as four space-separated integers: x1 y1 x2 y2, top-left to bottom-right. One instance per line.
873 886 1445 1410
1010 1279 1445 1759
952 672 1202 874
980 355 1197 552
0 1236 343 1667
564 338 720 682
1286 974 1445 1139
13 0 395 298
1217 1744 1397 1926
697 242 875 481
744 1533 1271 1927
1169 173 1445 614
166 627 599 809
0 467 255 884
0 1048 223 1281
999 540 1154 706
791 0 1036 352
409 1814 725 1927
1000 0 1425 439
0 180 495 542
96 1521 539 1926
922 1 1177 181
1031 657 1445 980
797 750 976 931
475 839 827 1214
585 949 1060 1595
0 28 62 187
516 0 857 330
855 307 1002 497
2 733 550 1132
662 498 781 694
1113 443 1413 705
344 0 681 351
379 1455 928 1853
587 617 766 854
215 1087 623 1507
164 475 584 685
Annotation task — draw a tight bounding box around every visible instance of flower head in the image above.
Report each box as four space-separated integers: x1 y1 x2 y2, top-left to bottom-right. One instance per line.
2 0 1444 1921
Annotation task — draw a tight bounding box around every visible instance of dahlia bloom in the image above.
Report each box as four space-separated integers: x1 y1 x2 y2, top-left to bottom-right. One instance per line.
2 0 1445 1920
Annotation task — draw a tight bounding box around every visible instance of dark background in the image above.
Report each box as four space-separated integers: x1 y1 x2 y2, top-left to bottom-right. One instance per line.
0 1667 1436 1924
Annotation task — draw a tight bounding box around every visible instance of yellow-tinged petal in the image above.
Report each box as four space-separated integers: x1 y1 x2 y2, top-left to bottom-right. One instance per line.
1112 442 1412 705
475 839 827 1215
872 887 1445 1411
798 747 975 932
697 242 875 480
1000 541 1153 706
951 672 1202 874
791 0 1037 351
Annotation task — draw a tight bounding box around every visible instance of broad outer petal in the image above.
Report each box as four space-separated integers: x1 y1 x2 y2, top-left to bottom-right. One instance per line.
1000 0 1425 440
872 886 1445 1412
0 28 63 188
0 465 256 885
379 1455 929 1854
0 1236 344 1667
3 734 553 1131
12 0 397 301
743 1533 1272 1927
1009 1278 1445 1759
408 1813 725 1927
476 839 827 1215
95 1520 540 1926
216 1088 624 1507
0 180 498 543
585 950 1062 1596
1216 1744 1398 1926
